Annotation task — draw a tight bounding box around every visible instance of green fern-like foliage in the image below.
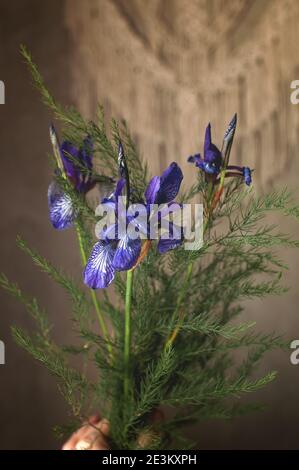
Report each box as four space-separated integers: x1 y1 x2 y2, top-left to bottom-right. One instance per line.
1 46 299 449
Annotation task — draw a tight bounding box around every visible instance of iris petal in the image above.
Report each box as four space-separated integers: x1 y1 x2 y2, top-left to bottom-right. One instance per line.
113 235 141 271
204 123 212 153
203 123 222 170
204 145 222 167
157 222 183 254
114 178 126 200
145 175 160 205
202 161 219 174
243 167 252 186
101 178 126 212
155 162 183 205
60 138 94 193
157 237 182 254
83 241 116 289
225 165 252 186
48 181 77 230
60 141 80 184
188 153 202 165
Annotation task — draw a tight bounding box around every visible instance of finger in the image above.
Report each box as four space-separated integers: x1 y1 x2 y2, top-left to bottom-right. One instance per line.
62 415 100 450
62 437 77 450
75 418 110 450
62 424 90 450
75 428 109 450
89 433 110 450
62 430 84 450
88 414 101 425
97 418 110 437
86 418 110 437
62 416 110 450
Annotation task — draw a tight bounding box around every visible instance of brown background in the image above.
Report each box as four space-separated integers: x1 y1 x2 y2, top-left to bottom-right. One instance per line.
1 0 299 449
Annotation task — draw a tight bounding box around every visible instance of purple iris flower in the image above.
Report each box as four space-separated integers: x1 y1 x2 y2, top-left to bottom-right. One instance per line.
188 123 222 176
59 138 94 193
84 160 183 289
83 177 141 289
243 167 252 186
188 114 252 186
224 165 252 186
48 125 95 230
145 162 183 254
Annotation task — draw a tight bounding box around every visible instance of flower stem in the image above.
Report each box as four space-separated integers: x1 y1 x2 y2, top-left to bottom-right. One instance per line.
165 261 193 350
165 179 224 349
124 269 133 402
75 223 113 361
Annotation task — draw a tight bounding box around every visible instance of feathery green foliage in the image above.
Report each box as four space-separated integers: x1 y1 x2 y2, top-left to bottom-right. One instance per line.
1 46 299 449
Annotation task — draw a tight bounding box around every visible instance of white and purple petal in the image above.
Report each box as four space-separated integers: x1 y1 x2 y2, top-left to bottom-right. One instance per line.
83 241 116 289
112 234 141 271
48 181 77 230
201 160 220 175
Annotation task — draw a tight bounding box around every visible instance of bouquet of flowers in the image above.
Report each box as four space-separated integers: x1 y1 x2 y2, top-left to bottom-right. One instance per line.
1 47 299 450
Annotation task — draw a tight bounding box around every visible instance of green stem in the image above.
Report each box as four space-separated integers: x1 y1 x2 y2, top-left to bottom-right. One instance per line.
76 224 88 266
165 261 193 350
75 223 113 361
124 269 133 401
165 180 222 349
51 132 113 359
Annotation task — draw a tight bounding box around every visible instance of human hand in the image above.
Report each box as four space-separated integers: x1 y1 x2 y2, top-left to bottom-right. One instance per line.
62 409 164 450
62 415 110 450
